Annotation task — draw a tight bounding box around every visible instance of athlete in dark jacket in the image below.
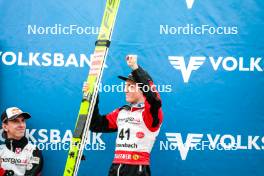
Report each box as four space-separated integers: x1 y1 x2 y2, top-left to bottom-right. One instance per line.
0 107 43 176
88 55 163 176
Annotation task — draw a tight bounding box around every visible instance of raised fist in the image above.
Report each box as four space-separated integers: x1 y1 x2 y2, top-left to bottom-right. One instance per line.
126 55 138 70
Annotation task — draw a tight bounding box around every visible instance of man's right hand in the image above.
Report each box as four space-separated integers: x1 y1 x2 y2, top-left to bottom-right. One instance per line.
126 55 139 70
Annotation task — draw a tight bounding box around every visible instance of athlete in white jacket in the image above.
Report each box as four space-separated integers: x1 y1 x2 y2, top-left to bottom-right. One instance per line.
0 107 43 176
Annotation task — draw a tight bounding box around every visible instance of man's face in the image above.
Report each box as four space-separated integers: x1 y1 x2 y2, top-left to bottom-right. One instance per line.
124 80 144 104
2 116 26 140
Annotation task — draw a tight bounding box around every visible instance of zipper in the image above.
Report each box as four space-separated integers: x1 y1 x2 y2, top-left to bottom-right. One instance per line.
117 164 122 176
139 165 142 172
10 140 13 152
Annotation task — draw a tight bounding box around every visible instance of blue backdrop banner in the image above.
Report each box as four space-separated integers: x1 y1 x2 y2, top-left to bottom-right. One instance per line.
1 0 263 175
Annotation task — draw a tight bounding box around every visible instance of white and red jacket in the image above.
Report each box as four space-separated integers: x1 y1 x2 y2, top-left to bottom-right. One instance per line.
0 137 43 176
90 66 163 165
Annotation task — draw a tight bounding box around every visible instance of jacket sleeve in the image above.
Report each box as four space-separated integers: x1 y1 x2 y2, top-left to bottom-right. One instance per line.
24 148 43 176
132 66 163 130
0 167 5 176
89 96 119 133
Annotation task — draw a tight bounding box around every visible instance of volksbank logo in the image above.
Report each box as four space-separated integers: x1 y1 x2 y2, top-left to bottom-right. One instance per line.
160 133 264 160
169 56 205 83
168 56 263 83
186 0 196 9
163 133 203 160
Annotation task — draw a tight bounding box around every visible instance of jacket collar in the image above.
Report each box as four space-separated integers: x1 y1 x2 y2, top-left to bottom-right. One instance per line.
5 136 28 152
130 102 144 111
